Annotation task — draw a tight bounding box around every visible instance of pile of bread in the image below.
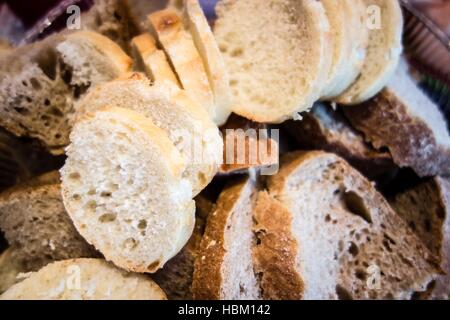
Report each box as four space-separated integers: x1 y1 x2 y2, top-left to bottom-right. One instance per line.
0 0 449 300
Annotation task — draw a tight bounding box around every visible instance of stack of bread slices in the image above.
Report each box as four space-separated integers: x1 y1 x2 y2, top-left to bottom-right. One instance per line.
0 0 449 300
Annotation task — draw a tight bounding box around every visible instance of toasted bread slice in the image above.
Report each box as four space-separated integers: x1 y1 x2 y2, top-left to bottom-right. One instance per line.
131 33 181 87
61 107 195 273
213 0 330 123
337 0 403 104
391 177 450 299
343 60 450 177
192 176 261 300
255 151 439 299
0 259 167 300
74 73 222 195
149 9 219 123
183 0 232 125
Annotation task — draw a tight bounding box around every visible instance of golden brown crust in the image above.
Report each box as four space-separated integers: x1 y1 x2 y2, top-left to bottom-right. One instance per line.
252 191 304 300
343 89 450 177
192 176 251 300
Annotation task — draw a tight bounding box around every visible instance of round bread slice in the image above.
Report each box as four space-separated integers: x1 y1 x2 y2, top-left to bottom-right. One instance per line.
214 0 330 123
255 151 439 299
336 0 403 105
0 258 167 300
61 107 195 273
75 73 223 196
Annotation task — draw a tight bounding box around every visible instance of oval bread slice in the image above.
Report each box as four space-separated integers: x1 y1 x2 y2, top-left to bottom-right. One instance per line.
214 0 330 123
74 73 223 196
0 258 167 300
336 0 403 105
61 107 195 273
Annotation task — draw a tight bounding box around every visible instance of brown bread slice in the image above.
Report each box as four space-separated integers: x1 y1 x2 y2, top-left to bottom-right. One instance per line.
284 103 396 180
256 151 439 299
390 177 450 299
192 176 261 300
343 60 450 177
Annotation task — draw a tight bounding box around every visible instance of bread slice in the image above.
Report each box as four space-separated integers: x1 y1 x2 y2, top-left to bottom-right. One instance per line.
0 182 96 271
183 0 232 125
148 9 218 123
390 177 450 299
256 151 439 299
74 73 222 196
0 248 27 294
0 258 167 300
131 33 181 87
0 31 132 155
337 0 403 104
213 0 330 123
343 60 450 177
153 217 204 300
192 176 261 300
284 103 395 180
61 107 195 273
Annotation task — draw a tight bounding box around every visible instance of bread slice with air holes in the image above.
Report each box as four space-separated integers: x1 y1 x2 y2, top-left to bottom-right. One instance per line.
255 151 440 299
0 258 167 300
74 72 222 196
0 181 97 272
0 31 132 155
148 9 219 124
390 177 450 299
336 0 403 104
283 103 396 180
213 0 330 123
183 0 232 125
61 106 195 273
131 33 181 87
192 176 261 300
342 59 450 177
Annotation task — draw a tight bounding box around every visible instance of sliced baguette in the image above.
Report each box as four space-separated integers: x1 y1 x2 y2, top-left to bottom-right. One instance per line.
74 73 222 196
0 182 96 271
0 258 167 300
213 0 330 123
148 9 218 123
61 107 195 273
256 151 439 299
337 0 403 104
183 0 232 125
343 60 450 177
390 177 450 299
192 176 261 300
284 103 395 180
131 33 181 87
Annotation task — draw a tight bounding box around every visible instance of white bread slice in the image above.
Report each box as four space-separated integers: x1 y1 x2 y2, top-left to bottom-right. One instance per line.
214 0 330 123
0 31 132 155
61 107 195 273
192 176 261 300
343 59 450 177
74 73 222 196
255 151 439 299
131 33 181 87
0 258 167 300
336 0 403 104
183 0 232 125
148 9 219 123
391 177 450 300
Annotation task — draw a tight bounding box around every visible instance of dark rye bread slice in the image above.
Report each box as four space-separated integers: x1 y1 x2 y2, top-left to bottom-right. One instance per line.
284 103 396 180
192 176 261 300
343 60 450 177
256 151 440 299
390 177 450 299
0 181 96 271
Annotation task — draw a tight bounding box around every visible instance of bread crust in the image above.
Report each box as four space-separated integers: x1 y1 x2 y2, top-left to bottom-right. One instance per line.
252 191 304 300
343 89 450 177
